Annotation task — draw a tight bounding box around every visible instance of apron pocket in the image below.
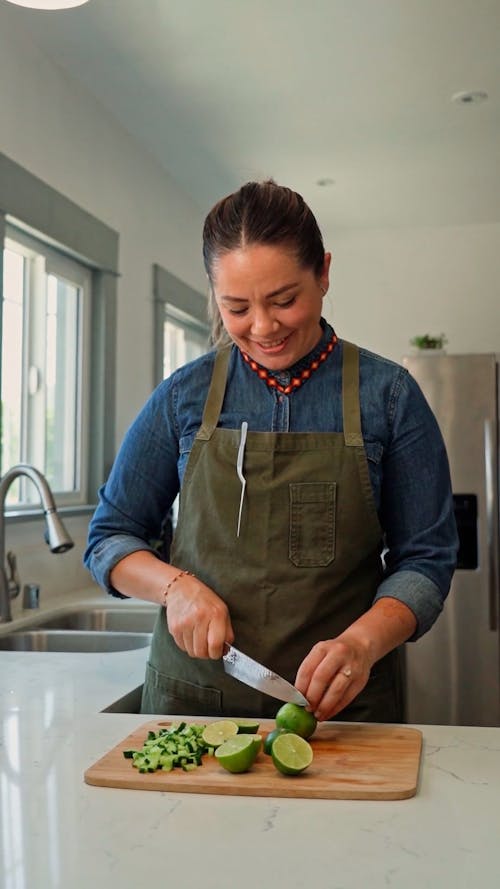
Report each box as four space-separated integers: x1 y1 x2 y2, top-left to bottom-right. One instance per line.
289 482 336 567
141 661 223 717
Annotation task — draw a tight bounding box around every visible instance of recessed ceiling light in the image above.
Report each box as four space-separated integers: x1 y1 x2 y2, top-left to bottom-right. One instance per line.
451 90 489 105
316 178 335 187
4 0 89 8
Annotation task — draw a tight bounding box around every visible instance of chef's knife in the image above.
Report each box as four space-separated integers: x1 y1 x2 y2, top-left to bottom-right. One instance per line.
222 644 309 706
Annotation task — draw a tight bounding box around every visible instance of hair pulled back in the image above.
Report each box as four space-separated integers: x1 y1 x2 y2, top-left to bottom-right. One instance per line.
203 180 325 346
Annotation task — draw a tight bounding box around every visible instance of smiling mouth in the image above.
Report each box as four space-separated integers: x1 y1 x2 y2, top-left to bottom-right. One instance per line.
254 334 290 350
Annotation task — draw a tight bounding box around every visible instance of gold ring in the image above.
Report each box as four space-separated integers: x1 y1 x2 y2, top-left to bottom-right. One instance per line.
341 667 352 678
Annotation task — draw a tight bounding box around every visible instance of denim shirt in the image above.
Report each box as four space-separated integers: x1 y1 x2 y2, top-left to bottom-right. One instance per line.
84 321 458 640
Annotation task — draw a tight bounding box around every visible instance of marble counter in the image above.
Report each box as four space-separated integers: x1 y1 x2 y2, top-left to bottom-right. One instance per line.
1 590 499 889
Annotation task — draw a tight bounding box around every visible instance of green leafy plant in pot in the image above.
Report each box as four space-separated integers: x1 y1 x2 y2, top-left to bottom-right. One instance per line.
410 333 448 351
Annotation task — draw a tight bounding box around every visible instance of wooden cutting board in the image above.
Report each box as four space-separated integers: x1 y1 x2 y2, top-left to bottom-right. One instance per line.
84 719 423 800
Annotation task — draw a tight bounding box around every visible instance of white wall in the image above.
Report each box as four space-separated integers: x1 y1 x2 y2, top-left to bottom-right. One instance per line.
322 223 500 363
4 513 97 621
0 14 208 447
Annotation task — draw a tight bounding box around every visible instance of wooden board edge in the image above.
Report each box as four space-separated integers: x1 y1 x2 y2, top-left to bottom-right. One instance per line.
83 766 419 801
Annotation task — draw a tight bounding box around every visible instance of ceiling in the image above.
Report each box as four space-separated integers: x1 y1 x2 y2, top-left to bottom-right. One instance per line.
2 0 499 230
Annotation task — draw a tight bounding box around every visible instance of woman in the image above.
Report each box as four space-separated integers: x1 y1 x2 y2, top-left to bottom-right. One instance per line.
85 180 458 723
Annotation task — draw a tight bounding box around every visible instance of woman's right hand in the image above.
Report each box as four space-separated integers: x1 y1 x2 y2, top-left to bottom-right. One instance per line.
165 574 234 659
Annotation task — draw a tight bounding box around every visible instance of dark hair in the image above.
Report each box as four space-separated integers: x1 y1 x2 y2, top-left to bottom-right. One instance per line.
203 180 325 346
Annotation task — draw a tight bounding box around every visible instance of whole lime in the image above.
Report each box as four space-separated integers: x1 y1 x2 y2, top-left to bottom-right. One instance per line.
275 703 317 739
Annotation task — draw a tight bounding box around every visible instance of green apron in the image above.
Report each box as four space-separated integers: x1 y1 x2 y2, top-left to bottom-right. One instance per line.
141 341 402 722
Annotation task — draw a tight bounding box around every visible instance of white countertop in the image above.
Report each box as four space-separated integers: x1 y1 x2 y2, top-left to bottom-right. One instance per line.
1 589 500 889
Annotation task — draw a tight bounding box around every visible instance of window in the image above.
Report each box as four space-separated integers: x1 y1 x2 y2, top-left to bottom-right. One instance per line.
153 264 209 385
0 151 119 511
152 265 209 544
162 304 209 379
1 228 91 507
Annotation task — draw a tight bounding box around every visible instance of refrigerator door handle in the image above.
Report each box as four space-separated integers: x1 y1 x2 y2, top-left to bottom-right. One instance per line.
484 419 499 632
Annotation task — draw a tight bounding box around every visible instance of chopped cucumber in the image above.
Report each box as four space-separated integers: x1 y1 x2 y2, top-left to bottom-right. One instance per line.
123 722 210 773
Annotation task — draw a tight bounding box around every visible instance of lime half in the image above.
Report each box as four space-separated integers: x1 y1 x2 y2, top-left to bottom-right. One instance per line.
263 727 291 755
251 734 263 755
215 734 259 773
235 719 260 734
271 732 313 775
201 720 239 748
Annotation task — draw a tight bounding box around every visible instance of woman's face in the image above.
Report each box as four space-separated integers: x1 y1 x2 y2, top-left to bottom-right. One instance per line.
212 244 331 370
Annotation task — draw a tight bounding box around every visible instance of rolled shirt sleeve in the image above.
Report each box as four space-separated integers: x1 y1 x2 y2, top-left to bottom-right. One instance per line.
374 366 459 639
84 377 181 596
374 570 444 639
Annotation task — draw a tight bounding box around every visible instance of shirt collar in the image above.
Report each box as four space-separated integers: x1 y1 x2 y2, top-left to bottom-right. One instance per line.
270 317 335 381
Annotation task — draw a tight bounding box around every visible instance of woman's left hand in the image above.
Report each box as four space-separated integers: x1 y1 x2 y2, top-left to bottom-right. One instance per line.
295 599 417 720
294 634 372 721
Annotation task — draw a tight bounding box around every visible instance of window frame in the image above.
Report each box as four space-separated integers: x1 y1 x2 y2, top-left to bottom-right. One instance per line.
3 226 92 507
152 263 209 386
152 265 210 540
0 151 119 513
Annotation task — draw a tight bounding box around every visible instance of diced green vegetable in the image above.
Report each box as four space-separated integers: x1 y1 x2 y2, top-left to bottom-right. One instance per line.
122 722 210 773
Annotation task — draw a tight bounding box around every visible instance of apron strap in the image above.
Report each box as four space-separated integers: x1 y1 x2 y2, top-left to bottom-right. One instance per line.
197 338 363 446
342 341 363 447
196 344 232 441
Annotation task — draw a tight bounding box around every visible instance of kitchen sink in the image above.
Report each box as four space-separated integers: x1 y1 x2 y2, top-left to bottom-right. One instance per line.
30 606 157 633
0 629 152 653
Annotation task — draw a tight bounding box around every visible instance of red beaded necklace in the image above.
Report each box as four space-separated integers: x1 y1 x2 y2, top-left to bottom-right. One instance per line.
241 331 338 396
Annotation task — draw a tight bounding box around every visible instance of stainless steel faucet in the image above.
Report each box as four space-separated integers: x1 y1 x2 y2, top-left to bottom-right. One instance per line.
0 464 74 623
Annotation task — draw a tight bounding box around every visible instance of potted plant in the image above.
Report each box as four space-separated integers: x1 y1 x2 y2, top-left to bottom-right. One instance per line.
409 333 447 354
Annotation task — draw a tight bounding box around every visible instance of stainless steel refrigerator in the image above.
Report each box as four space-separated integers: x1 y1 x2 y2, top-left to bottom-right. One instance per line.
402 352 500 727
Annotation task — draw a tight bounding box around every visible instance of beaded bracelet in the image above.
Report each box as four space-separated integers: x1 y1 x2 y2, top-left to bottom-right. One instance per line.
161 569 195 608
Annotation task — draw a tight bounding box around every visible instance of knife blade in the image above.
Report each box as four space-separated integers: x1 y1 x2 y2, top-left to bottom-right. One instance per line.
222 644 309 707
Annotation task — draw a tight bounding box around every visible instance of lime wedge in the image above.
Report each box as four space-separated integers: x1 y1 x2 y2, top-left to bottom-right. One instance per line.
215 734 259 773
235 719 260 734
201 720 239 748
271 732 313 775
